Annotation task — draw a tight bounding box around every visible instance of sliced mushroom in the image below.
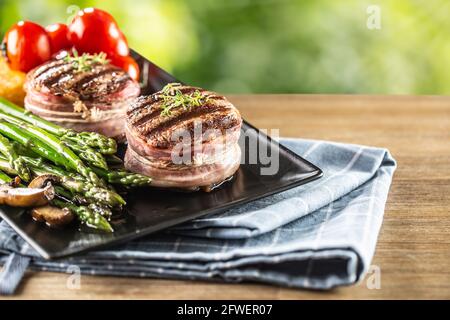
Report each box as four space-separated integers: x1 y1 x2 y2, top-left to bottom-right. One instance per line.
28 174 61 189
31 205 74 228
0 184 54 207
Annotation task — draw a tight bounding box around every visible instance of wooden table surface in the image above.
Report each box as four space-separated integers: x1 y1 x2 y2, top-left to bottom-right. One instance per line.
3 95 450 300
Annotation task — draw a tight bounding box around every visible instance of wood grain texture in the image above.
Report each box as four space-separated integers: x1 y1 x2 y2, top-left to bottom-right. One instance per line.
3 95 450 300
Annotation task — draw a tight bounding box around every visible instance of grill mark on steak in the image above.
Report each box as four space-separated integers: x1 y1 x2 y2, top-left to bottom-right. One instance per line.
127 88 224 126
53 63 115 94
126 84 241 148
127 96 169 126
150 112 241 149
32 59 68 79
129 108 162 127
127 95 156 114
28 59 134 101
73 66 119 91
126 96 165 125
38 63 76 88
78 72 131 100
137 103 231 138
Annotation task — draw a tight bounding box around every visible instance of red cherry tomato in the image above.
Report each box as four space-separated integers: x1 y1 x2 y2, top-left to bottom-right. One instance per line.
2 21 52 72
45 23 71 53
68 8 129 58
110 55 140 81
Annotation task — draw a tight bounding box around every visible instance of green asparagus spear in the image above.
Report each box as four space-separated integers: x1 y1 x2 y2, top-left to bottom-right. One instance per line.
52 198 113 232
59 176 125 207
26 162 125 207
0 110 109 170
20 156 69 177
11 141 40 158
54 185 76 200
0 171 107 232
18 152 148 189
91 166 152 187
0 166 113 232
0 158 17 175
0 98 117 154
53 185 86 206
53 186 111 219
61 131 117 155
105 154 123 166
0 155 125 208
0 170 12 183
0 133 30 181
60 138 108 170
0 121 65 166
86 203 113 219
0 118 102 185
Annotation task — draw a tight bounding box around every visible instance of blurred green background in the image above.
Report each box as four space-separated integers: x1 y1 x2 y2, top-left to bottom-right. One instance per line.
1 0 449 94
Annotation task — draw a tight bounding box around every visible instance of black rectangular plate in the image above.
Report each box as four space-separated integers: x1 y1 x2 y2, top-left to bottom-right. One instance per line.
0 51 322 259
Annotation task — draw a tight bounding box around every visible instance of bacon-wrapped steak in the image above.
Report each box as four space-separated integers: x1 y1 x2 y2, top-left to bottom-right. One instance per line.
24 53 140 139
124 83 242 191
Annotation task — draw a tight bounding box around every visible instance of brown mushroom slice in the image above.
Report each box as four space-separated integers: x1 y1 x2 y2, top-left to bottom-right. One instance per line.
0 184 54 207
28 174 61 189
31 205 74 228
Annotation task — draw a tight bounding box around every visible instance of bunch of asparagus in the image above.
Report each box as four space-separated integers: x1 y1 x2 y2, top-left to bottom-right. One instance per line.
0 97 152 232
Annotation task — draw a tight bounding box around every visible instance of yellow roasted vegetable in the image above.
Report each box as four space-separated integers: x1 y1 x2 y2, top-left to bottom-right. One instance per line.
0 56 26 106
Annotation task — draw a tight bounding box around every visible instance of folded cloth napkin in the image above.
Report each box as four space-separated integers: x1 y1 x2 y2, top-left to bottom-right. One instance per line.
0 138 396 295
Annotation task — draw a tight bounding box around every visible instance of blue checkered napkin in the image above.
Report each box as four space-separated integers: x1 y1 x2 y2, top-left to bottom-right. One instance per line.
0 138 396 294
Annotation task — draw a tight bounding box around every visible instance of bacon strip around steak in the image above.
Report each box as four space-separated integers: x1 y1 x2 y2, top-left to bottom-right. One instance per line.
124 83 243 191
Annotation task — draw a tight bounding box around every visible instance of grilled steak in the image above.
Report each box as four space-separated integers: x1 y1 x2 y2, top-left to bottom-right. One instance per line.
124 83 242 191
24 53 140 138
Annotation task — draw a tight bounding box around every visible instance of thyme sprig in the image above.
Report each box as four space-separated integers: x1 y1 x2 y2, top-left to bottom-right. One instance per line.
159 83 208 117
64 49 109 72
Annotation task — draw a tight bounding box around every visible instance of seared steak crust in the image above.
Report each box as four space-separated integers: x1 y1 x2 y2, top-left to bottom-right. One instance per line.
27 59 135 102
126 84 242 149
